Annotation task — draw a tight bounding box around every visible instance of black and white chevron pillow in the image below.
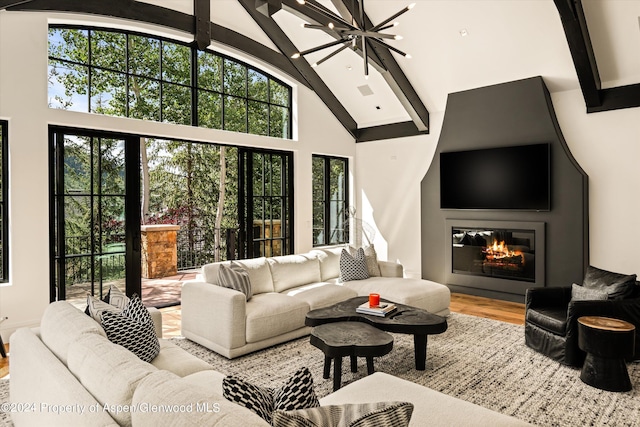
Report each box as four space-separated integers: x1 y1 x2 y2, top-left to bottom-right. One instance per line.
340 247 370 282
273 401 414 427
223 367 319 424
218 262 253 300
100 294 160 363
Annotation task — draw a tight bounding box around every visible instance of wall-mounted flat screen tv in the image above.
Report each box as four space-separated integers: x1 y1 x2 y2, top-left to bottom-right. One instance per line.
440 143 550 211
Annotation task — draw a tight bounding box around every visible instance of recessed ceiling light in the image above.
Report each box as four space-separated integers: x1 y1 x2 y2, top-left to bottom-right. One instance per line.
459 29 469 37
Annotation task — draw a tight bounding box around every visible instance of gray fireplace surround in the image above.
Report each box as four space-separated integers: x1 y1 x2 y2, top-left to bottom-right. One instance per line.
421 77 588 302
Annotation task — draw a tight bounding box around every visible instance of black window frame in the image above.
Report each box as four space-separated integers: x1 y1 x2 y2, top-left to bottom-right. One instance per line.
47 25 293 139
312 154 349 247
0 121 8 282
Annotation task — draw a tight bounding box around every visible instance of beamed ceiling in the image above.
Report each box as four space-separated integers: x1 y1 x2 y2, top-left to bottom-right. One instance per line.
3 0 640 142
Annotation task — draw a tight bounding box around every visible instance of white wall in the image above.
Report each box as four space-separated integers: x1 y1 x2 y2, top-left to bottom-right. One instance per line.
355 89 640 282
0 11 355 339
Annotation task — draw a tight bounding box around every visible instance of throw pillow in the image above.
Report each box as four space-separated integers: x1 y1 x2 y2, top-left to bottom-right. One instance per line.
223 367 319 424
84 285 130 318
349 245 381 277
340 248 369 282
107 285 130 310
218 262 253 300
272 401 414 427
86 294 123 323
571 283 608 301
100 294 160 363
583 265 637 300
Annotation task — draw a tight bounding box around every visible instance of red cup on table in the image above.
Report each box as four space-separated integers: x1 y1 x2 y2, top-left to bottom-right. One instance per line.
369 293 380 308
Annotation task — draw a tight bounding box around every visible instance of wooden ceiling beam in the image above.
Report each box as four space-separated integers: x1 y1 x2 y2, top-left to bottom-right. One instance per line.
238 0 358 138
553 0 601 108
335 0 429 132
554 0 640 113
194 0 211 50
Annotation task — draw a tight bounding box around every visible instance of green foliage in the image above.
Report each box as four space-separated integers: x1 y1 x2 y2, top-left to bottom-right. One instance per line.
48 26 291 137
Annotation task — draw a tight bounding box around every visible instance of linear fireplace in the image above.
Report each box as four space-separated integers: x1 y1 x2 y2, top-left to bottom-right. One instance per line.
445 219 545 296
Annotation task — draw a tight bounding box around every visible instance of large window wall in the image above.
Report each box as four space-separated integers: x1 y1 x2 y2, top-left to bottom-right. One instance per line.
48 26 291 139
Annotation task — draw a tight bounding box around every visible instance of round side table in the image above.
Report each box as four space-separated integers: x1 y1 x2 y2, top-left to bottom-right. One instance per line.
577 316 635 392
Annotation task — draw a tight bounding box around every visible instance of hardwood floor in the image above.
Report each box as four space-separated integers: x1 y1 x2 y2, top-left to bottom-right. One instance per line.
450 293 525 325
0 292 525 379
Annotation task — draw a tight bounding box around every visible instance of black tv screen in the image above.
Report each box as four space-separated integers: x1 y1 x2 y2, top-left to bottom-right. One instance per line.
440 143 550 210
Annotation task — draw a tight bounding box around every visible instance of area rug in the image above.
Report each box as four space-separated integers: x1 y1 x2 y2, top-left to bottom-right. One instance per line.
170 313 640 427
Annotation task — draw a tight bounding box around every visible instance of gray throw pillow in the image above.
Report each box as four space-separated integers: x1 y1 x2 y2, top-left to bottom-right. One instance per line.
273 401 414 427
582 266 637 300
340 248 369 282
571 283 608 301
218 262 253 300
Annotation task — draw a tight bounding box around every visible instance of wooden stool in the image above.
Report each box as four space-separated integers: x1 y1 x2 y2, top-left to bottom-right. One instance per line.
578 316 635 392
310 321 393 391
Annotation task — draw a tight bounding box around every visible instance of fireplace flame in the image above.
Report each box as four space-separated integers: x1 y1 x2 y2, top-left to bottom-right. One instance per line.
483 240 524 265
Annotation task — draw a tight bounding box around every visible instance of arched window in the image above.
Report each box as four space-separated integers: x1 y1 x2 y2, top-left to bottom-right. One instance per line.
48 26 292 139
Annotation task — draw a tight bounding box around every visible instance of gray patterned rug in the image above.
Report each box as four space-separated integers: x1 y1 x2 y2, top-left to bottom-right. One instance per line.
0 313 638 426
171 313 640 427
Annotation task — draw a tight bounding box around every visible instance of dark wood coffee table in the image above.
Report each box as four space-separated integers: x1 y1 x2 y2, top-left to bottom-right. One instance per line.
306 296 447 370
310 321 394 391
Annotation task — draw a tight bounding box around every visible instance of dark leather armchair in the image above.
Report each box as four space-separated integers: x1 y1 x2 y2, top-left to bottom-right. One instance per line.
525 267 640 367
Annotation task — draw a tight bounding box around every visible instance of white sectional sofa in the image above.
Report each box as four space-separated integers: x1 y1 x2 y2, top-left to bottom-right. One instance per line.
181 247 451 359
9 300 533 427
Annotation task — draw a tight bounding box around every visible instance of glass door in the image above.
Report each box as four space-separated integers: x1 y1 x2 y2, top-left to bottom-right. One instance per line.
239 149 293 259
50 128 140 304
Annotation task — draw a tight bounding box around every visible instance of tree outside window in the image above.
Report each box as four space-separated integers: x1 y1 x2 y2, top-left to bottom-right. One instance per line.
312 155 348 246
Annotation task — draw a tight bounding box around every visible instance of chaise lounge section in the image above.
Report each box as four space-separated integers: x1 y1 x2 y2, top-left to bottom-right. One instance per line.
181 246 451 359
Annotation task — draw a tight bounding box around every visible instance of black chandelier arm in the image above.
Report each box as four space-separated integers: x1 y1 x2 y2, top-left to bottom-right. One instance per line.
301 0 357 31
312 41 351 67
340 29 398 40
370 3 414 32
368 37 409 58
295 38 349 57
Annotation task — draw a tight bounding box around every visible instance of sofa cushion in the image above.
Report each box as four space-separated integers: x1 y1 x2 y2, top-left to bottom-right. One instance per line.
583 265 637 300
245 293 310 343
526 307 567 335
151 339 213 377
203 257 274 295
223 367 320 425
343 277 450 315
273 401 414 427
40 301 107 366
131 370 269 426
340 248 370 282
310 247 343 281
219 262 253 300
268 254 322 293
67 332 157 427
320 372 534 427
286 283 358 310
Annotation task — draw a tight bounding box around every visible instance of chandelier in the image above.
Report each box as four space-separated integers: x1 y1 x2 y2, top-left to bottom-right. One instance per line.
291 0 415 78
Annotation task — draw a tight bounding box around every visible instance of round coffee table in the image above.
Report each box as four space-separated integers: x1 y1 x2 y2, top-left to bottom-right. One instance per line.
578 316 635 392
310 321 394 391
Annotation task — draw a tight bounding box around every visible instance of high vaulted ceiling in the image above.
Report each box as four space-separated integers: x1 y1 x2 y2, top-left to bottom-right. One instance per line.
4 0 640 141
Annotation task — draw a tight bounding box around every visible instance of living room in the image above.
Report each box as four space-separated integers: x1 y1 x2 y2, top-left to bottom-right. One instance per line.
0 1 639 426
